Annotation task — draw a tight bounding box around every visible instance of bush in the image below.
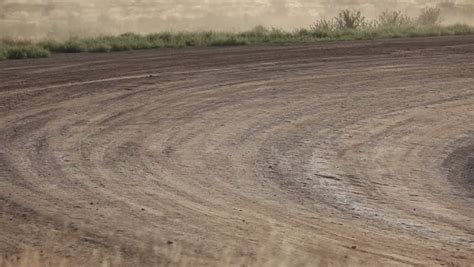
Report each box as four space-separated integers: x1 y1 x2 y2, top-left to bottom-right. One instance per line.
210 36 248 47
378 10 413 27
446 24 474 35
0 48 6 60
6 47 29 59
25 46 50 58
311 17 336 32
49 39 87 53
39 40 61 51
336 10 366 30
88 42 112 53
110 42 133 51
5 46 50 59
418 7 441 25
157 32 173 42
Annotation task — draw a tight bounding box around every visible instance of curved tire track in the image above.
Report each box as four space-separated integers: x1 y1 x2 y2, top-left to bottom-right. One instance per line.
0 36 473 265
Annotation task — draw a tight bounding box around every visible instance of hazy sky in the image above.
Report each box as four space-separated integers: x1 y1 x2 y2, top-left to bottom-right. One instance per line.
1 0 473 38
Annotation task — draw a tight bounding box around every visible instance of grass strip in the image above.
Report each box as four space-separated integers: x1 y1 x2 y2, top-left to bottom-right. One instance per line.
1 21 473 60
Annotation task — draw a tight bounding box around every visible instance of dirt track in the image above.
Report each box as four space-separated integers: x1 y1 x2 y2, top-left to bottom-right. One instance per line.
0 36 473 266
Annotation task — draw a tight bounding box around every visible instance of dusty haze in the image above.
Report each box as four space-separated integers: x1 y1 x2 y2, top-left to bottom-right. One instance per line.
1 0 473 39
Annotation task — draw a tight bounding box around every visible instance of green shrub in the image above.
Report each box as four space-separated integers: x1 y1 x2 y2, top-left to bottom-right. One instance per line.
110 42 133 51
6 47 29 59
336 10 366 30
378 10 413 27
88 42 112 53
157 32 173 42
49 39 87 53
24 46 50 58
445 24 473 35
210 36 248 47
39 40 61 51
5 46 50 59
0 48 6 60
311 17 337 32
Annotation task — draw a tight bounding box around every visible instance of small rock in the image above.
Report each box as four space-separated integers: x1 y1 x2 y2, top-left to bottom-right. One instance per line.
167 241 174 245
351 246 357 249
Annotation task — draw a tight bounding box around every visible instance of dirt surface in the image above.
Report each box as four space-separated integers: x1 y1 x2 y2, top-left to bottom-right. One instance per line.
1 36 474 266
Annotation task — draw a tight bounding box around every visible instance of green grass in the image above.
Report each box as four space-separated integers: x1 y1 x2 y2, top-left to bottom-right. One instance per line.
0 47 6 60
0 40 50 60
1 9 473 61
5 46 50 59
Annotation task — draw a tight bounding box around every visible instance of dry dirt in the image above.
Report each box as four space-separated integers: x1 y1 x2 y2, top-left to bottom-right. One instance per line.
0 36 473 266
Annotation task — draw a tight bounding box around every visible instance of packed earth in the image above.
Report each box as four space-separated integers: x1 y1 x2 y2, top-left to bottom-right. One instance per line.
0 36 473 266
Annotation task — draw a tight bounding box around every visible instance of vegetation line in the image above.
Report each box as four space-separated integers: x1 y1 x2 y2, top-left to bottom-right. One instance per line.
1 8 473 60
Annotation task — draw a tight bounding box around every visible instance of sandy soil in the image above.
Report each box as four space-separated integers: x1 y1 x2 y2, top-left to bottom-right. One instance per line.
0 36 473 266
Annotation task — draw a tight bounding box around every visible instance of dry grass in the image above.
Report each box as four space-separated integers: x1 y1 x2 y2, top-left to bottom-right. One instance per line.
1 8 473 61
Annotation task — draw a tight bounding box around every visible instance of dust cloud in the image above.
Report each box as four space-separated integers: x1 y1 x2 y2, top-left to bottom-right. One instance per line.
0 0 473 39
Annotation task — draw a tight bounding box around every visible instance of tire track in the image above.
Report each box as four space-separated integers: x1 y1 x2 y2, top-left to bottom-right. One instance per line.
0 36 473 266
